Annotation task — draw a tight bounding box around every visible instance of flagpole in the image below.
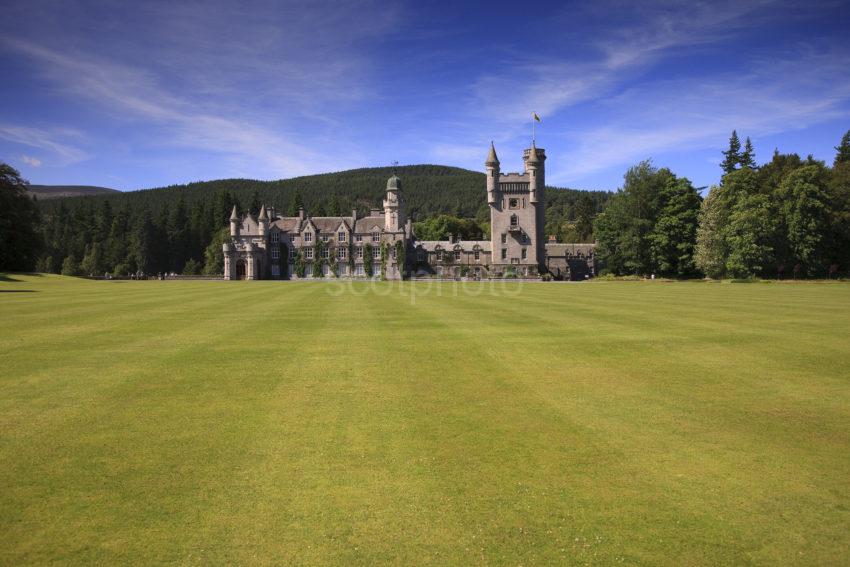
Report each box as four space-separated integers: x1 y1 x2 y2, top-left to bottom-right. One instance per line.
532 113 535 145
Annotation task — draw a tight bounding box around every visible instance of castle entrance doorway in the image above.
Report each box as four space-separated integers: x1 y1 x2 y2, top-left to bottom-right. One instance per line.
236 259 247 279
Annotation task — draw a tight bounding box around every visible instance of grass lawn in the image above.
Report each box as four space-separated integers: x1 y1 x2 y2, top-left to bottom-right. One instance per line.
1 274 848 565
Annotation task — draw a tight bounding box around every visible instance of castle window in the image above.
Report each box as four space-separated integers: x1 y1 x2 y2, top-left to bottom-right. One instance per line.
271 233 279 244
356 235 362 242
510 214 518 228
337 247 346 260
338 231 346 242
355 265 364 276
371 232 379 243
321 234 329 242
474 250 480 260
356 247 363 259
521 248 527 260
509 198 519 209
306 248 314 259
271 248 279 259
501 248 507 260
454 250 461 261
372 247 380 259
290 234 297 242
289 247 296 259
304 232 312 242
321 248 329 259
501 234 507 244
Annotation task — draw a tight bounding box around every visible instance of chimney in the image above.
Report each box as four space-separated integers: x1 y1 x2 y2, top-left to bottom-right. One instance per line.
268 206 275 219
352 208 358 220
298 207 305 221
370 208 382 217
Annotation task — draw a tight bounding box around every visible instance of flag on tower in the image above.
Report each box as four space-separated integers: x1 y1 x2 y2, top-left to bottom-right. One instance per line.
533 112 541 122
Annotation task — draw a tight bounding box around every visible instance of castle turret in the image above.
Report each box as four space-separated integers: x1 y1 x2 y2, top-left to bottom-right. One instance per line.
229 205 239 237
525 142 541 204
258 204 268 237
383 174 406 232
486 142 500 205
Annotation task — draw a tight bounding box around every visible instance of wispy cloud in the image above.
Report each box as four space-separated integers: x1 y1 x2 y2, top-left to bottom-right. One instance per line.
554 52 850 183
0 1 402 182
0 125 89 165
20 154 42 167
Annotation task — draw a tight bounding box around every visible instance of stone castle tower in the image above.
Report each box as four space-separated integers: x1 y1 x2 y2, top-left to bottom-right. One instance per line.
487 142 546 275
383 174 406 232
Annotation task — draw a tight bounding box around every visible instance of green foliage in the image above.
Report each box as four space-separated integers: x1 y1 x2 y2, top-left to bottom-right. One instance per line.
364 243 373 277
779 164 831 275
740 137 757 169
182 258 202 275
721 130 742 174
394 239 406 277
725 191 777 278
60 254 79 276
313 240 325 278
694 187 730 279
294 250 306 278
203 229 230 276
595 161 701 277
835 129 850 166
413 214 485 241
379 241 389 280
0 163 42 271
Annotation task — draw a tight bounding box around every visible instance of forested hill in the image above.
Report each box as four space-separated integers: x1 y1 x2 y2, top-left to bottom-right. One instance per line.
28 185 119 199
37 164 611 221
33 164 612 276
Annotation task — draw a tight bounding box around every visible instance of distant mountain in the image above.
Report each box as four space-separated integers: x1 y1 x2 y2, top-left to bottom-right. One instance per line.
28 185 120 200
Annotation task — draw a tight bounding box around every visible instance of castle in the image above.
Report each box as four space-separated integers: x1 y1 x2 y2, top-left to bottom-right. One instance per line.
222 144 596 280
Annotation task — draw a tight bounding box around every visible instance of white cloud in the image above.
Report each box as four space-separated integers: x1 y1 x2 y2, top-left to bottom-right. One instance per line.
0 1 403 180
20 154 42 167
0 125 89 165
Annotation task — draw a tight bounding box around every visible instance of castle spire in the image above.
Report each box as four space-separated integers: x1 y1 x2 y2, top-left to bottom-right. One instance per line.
527 140 539 164
229 205 238 221
486 141 499 166
258 204 268 220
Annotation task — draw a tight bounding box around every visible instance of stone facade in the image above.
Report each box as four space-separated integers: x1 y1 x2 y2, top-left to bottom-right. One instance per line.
223 145 595 280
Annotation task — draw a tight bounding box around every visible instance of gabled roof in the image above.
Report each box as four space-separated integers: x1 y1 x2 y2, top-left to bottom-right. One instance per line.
354 216 386 232
271 217 300 232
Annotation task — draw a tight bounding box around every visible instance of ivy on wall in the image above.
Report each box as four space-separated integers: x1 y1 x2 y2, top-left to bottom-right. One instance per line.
364 243 373 277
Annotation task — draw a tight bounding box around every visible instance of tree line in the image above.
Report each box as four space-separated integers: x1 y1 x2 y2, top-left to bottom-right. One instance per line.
1 164 608 276
594 129 850 278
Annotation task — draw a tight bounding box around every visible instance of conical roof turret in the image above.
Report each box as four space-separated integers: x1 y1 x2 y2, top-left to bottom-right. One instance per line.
485 141 499 166
258 204 268 220
526 141 539 164
229 205 239 221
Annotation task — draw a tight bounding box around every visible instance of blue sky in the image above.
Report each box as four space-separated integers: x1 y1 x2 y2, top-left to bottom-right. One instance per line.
1 0 849 192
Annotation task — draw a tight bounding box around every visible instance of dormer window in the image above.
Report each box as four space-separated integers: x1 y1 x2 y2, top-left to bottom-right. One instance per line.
321 234 329 242
304 232 312 242
271 233 279 244
338 231 346 242
371 232 379 243
454 250 461 261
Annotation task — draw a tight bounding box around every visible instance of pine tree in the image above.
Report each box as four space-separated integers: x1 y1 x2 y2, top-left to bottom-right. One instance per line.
0 163 42 271
740 137 757 169
721 130 742 174
835 130 850 166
